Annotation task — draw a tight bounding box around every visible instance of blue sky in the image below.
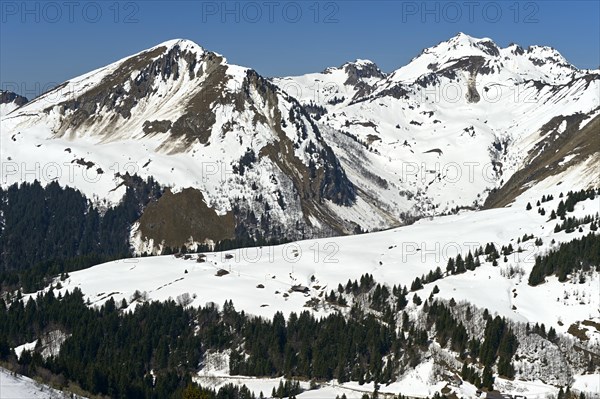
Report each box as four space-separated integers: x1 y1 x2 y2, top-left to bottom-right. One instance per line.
1 1 599 98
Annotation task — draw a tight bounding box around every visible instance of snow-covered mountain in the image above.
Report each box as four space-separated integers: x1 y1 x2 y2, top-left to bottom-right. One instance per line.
274 59 386 109
0 39 369 251
385 32 581 85
1 34 598 253
275 32 599 217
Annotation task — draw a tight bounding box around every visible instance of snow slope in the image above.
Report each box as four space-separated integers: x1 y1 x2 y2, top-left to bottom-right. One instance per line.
0 367 85 399
32 172 599 335
0 90 27 117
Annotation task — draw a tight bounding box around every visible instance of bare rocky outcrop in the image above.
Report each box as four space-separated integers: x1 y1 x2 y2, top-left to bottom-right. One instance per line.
0 90 28 106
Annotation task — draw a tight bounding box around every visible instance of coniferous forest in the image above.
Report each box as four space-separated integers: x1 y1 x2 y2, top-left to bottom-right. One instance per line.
0 285 526 399
4 260 597 399
528 233 600 286
0 178 162 292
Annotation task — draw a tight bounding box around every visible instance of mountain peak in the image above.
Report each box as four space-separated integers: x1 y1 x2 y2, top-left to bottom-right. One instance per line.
147 38 207 60
449 31 479 42
407 32 501 62
341 59 386 86
388 33 500 82
344 59 377 67
526 44 570 64
442 32 499 56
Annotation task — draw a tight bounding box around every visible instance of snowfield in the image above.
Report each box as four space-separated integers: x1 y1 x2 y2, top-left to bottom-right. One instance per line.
32 181 599 332
573 375 600 396
0 367 85 399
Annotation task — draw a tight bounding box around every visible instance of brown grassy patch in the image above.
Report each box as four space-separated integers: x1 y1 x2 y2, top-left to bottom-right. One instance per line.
567 323 589 341
582 320 600 331
137 188 235 248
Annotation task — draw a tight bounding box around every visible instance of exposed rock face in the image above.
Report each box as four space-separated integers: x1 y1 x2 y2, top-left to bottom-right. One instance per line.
526 45 577 72
143 120 172 134
343 61 385 86
476 39 500 57
484 112 600 208
248 75 357 209
0 90 28 106
48 44 220 139
345 61 386 101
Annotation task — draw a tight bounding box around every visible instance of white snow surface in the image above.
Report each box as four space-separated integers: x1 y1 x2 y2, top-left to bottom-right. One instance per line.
0 367 85 399
13 340 37 359
573 374 600 395
0 103 19 118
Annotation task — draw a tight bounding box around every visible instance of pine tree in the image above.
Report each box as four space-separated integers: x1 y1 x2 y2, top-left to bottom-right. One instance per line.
411 277 423 291
482 365 494 390
446 258 455 274
412 294 422 306
557 200 566 218
455 254 466 274
465 252 475 271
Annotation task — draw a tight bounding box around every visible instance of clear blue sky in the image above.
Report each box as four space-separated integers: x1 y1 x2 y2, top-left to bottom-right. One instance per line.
1 0 599 98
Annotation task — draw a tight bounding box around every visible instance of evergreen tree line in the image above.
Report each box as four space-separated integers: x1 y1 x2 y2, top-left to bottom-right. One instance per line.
229 308 405 384
553 214 598 233
408 247 491 295
528 233 600 286
445 245 496 276
557 386 591 399
158 233 291 257
525 322 558 342
271 379 301 398
338 275 408 321
408 241 541 298
539 194 555 203
555 189 599 219
1 289 200 398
